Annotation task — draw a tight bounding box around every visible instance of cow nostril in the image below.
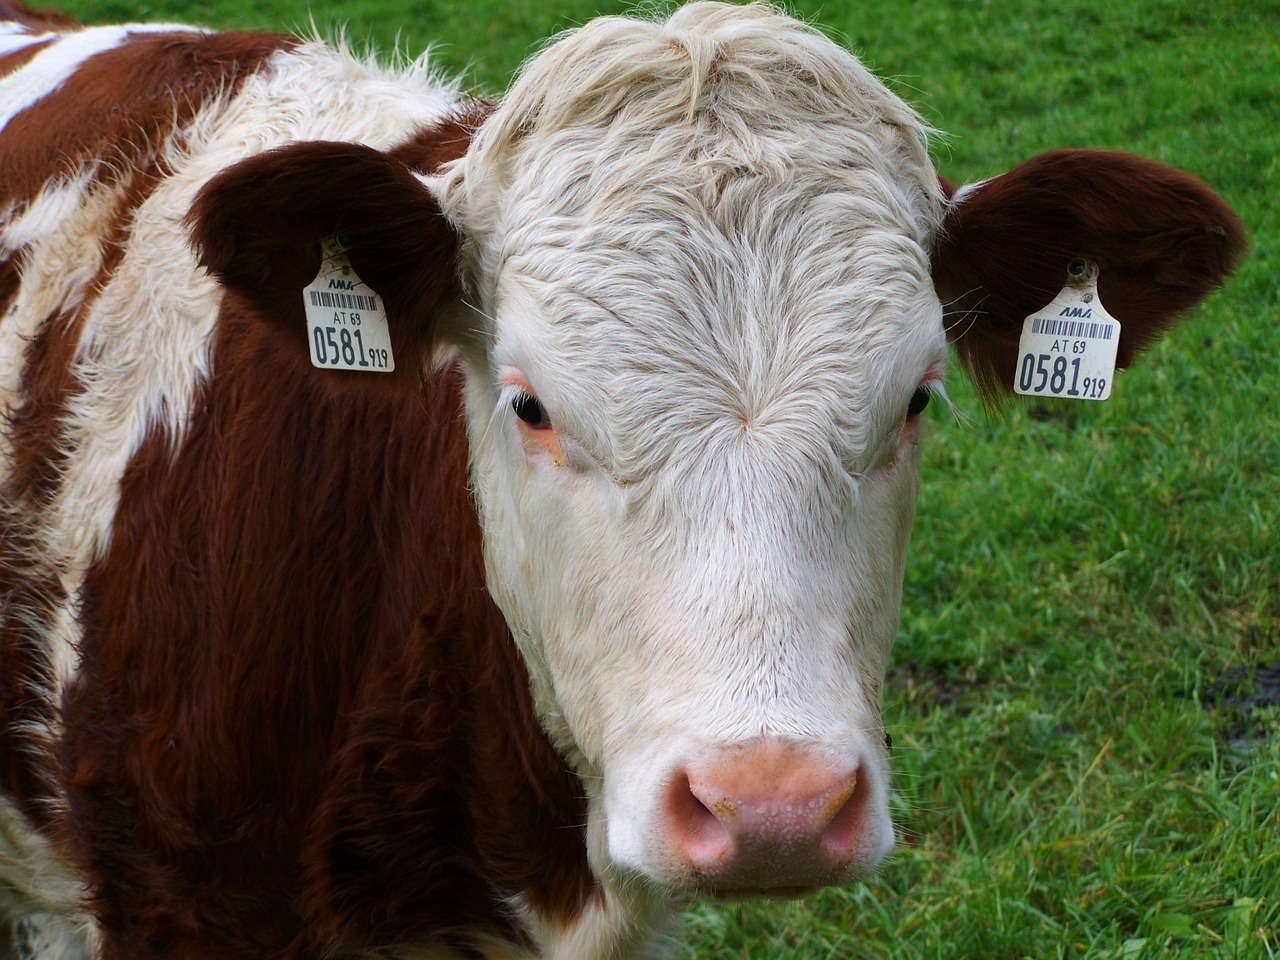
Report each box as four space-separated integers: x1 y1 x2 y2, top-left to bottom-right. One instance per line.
668 772 732 867
818 767 867 859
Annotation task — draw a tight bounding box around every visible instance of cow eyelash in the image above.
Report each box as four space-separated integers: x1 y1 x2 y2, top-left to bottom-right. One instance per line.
906 385 932 420
511 391 552 431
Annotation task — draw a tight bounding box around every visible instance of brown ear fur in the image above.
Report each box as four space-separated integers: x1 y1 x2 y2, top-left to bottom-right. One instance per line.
0 0 78 29
933 149 1246 398
188 140 461 391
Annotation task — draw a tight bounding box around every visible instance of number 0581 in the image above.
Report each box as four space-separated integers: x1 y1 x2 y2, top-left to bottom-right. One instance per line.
1017 352 1106 399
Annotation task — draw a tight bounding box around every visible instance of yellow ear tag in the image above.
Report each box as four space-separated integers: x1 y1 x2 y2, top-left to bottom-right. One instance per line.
1014 259 1119 401
302 236 395 372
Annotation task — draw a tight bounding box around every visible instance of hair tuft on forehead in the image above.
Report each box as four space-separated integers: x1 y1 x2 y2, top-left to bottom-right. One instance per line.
435 1 945 287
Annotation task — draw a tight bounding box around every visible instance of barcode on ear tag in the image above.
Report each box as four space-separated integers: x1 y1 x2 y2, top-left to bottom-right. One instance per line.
1015 260 1119 401
303 237 395 372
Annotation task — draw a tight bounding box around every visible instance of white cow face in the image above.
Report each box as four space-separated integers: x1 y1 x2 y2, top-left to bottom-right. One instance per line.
433 2 946 896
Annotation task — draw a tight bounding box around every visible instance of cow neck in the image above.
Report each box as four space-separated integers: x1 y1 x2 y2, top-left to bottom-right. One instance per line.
63 308 593 955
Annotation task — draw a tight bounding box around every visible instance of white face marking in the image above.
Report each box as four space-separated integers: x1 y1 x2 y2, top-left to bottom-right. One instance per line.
437 1 947 897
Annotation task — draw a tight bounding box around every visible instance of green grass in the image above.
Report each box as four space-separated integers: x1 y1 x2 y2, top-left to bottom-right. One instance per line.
53 0 1280 955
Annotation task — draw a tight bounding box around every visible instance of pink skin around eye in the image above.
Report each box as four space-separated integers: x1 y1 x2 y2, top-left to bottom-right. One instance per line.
499 368 565 465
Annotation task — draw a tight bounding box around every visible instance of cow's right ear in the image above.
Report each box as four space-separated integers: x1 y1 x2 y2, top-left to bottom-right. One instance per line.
932 149 1246 399
188 140 460 388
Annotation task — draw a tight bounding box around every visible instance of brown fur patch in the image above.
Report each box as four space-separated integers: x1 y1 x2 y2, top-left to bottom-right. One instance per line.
0 255 18 325
63 316 592 957
17 95 594 954
0 169 182 823
390 99 493 172
0 306 83 820
0 28 295 213
0 0 77 30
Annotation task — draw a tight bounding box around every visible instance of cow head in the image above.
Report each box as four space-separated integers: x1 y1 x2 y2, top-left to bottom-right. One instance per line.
192 1 1243 904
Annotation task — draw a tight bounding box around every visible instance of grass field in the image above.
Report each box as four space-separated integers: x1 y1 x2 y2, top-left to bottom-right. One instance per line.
52 0 1280 956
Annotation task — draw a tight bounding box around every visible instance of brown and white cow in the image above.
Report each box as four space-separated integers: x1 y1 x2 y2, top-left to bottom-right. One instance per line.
0 1 1244 957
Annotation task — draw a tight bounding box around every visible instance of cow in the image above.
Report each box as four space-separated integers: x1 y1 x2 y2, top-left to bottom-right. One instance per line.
0 1 1244 957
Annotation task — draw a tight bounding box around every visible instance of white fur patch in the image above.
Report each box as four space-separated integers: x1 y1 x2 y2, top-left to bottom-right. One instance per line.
0 797 94 959
512 883 673 960
949 176 990 206
0 29 49 57
0 171 114 468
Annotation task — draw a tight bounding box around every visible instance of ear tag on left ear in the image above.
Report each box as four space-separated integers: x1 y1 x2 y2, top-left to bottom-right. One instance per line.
303 236 395 373
1014 259 1119 401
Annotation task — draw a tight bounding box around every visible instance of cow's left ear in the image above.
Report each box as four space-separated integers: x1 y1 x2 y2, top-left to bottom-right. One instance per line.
932 149 1246 398
189 140 461 389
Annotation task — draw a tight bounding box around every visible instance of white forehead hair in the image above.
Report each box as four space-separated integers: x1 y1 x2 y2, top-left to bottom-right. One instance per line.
440 0 943 252
437 0 947 481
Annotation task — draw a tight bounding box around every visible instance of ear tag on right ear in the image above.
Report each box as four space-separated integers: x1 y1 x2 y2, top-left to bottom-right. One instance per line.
1014 259 1119 401
303 236 395 373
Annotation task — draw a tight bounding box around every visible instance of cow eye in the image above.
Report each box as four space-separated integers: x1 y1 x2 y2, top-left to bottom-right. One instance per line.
512 392 551 430
906 385 931 420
